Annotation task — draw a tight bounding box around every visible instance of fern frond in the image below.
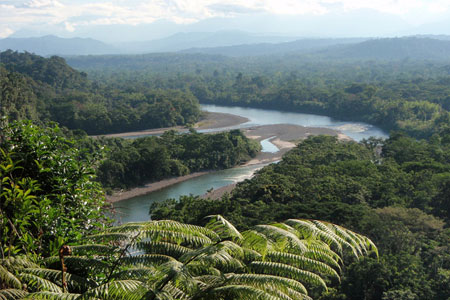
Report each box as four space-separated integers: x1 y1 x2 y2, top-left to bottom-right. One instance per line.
81 280 145 300
302 250 341 271
24 292 81 300
253 225 308 254
1 257 39 270
70 244 117 256
111 267 156 280
120 254 175 266
0 289 28 300
149 260 198 296
85 233 131 243
21 268 97 292
225 273 308 296
19 273 63 293
134 241 190 259
285 219 342 253
141 220 220 242
142 229 212 247
249 261 328 291
44 257 110 274
0 265 22 289
205 215 243 241
208 284 274 300
265 251 340 279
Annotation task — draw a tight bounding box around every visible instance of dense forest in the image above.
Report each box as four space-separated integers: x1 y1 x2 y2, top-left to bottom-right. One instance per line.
2 45 450 300
151 133 450 299
92 129 260 191
67 53 450 138
0 50 201 134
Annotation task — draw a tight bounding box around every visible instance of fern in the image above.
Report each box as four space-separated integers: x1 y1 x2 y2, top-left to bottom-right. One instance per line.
81 280 146 300
19 273 63 293
0 289 28 300
20 268 97 292
0 265 22 289
24 291 81 300
249 261 328 291
134 241 190 259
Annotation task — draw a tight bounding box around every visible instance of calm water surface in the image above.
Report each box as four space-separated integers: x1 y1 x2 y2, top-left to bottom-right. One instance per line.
113 105 388 223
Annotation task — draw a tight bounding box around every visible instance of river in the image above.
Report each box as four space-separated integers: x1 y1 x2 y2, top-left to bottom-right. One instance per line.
112 105 388 224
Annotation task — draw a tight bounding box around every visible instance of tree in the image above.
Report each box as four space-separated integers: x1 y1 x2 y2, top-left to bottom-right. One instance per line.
0 215 377 299
0 121 107 257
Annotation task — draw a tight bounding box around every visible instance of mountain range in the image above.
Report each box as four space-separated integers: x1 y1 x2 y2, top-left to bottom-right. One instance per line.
2 33 450 62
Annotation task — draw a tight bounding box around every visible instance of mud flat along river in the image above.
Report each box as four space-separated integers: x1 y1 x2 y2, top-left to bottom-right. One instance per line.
112 105 388 224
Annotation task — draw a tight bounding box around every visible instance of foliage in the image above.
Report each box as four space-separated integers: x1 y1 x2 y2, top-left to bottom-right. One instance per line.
68 53 450 138
0 121 107 257
95 129 260 190
0 215 377 299
0 51 202 134
151 133 450 299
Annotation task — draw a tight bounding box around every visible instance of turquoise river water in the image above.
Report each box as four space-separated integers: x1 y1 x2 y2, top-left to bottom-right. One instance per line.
112 105 388 224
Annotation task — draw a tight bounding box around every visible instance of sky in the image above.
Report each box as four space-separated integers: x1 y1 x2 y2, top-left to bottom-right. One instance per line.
1 0 450 40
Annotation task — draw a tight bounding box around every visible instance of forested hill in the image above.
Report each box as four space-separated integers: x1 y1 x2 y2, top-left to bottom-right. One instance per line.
318 37 450 61
0 50 202 134
0 35 118 56
180 38 367 57
0 49 89 90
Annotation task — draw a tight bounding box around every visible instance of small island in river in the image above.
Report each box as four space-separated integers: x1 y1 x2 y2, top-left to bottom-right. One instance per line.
106 111 349 202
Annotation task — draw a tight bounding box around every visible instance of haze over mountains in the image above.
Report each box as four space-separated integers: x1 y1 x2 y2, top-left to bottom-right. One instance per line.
3 32 450 62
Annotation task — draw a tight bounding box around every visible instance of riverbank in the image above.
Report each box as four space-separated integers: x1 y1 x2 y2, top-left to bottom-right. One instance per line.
106 171 210 203
106 118 349 203
95 112 249 139
201 124 349 200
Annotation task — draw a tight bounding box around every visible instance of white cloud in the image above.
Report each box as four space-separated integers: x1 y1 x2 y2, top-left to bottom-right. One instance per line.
1 0 450 35
0 27 14 38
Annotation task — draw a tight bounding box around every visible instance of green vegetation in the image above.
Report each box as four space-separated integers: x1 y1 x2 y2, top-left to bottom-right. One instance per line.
0 50 201 134
151 133 450 299
95 129 260 191
0 215 376 299
68 53 450 138
0 121 107 257
2 46 450 300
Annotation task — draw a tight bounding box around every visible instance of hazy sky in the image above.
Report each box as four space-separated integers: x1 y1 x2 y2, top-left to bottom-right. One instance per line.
1 0 450 39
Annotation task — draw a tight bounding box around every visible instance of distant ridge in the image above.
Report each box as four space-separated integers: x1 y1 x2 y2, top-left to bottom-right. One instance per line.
316 37 450 60
115 30 299 53
0 35 118 56
180 38 368 57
